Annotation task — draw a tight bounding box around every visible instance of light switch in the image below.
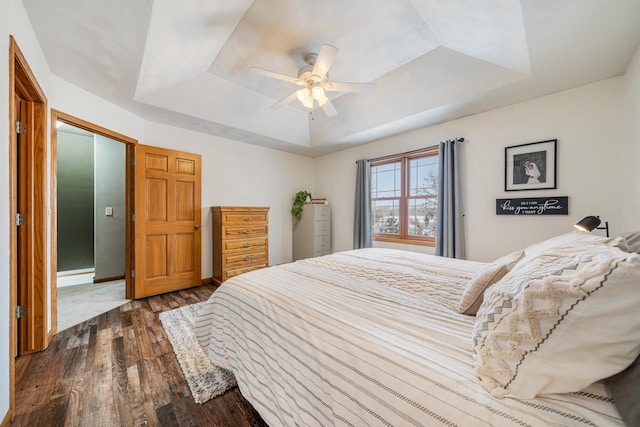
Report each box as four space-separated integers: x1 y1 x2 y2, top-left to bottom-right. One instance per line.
105 207 113 216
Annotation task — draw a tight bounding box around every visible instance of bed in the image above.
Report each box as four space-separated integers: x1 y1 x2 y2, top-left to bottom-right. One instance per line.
193 235 640 426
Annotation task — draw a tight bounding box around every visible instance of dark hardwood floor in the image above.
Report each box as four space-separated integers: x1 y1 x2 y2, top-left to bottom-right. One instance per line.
12 284 268 427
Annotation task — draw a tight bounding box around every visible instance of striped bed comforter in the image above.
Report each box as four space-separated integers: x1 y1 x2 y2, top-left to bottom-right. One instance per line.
193 248 623 427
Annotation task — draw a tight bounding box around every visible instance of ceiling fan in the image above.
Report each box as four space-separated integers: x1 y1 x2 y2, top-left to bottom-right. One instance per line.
249 44 376 117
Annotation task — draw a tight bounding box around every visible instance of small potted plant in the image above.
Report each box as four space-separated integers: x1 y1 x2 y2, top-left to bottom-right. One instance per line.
291 190 312 227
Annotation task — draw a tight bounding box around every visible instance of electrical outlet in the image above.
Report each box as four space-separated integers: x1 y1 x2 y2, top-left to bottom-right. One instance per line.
105 207 113 216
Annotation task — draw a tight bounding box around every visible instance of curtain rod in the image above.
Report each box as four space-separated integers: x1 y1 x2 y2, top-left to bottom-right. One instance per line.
359 137 465 164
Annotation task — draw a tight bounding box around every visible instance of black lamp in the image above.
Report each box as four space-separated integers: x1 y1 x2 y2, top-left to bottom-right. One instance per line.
575 215 609 237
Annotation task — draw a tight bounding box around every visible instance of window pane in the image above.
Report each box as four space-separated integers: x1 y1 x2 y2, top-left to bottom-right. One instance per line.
407 197 437 237
409 155 438 197
371 161 401 198
372 199 399 234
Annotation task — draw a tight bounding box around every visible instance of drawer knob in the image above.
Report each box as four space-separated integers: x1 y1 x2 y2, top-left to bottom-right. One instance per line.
244 242 252 248
243 230 251 234
244 255 252 261
244 216 251 221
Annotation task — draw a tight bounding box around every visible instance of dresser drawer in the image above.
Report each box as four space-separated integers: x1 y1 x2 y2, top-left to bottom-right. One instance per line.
314 235 330 252
224 250 268 267
224 264 268 281
222 212 268 225
222 225 268 239
223 238 267 251
314 220 330 236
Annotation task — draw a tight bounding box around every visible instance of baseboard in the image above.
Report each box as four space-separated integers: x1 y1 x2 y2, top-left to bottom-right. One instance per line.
93 275 125 284
1 408 12 427
201 277 214 285
57 271 95 287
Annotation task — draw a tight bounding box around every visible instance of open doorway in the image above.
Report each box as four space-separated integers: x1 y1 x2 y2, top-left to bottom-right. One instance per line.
51 110 137 333
55 122 129 331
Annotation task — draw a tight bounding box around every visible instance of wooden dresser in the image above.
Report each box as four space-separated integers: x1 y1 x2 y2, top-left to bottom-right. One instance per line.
293 204 331 261
212 206 270 284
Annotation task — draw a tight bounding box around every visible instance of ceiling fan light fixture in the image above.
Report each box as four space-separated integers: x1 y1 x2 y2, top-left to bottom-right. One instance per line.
296 87 310 102
311 84 325 100
253 44 376 116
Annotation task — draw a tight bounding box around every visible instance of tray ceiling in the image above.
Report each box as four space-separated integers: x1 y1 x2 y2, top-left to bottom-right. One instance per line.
22 0 640 156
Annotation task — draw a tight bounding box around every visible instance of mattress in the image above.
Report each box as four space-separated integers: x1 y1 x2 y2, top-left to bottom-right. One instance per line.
193 248 623 426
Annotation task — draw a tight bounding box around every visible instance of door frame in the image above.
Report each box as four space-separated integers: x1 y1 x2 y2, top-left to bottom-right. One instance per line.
8 35 48 421
51 110 138 319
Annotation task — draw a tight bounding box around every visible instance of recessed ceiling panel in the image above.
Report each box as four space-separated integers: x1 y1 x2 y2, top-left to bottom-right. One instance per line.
134 0 254 99
22 0 152 100
208 0 440 101
412 0 531 74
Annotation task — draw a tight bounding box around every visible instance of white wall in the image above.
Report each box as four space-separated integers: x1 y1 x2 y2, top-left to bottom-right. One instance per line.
50 76 145 142
314 78 625 262
622 45 640 231
94 135 127 280
144 122 315 275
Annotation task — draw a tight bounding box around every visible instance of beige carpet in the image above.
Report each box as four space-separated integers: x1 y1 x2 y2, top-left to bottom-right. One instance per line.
57 280 129 331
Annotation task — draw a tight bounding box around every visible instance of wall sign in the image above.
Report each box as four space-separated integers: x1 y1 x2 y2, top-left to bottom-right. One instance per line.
496 196 569 215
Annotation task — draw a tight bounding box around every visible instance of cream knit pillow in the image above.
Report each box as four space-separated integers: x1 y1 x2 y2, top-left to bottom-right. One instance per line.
472 240 640 399
458 250 524 315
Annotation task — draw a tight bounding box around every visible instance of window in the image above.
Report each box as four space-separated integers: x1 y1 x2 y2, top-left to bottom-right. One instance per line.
371 147 439 245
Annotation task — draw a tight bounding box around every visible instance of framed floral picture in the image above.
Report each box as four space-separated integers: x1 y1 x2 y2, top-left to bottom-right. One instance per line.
505 139 557 191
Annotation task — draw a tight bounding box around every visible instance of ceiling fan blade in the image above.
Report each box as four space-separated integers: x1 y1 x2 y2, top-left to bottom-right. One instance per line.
321 98 338 117
271 91 299 109
324 81 377 93
312 44 339 80
249 67 303 85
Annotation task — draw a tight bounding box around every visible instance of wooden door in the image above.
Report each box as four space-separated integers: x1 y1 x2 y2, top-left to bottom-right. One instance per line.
134 145 202 298
15 92 46 355
16 94 30 354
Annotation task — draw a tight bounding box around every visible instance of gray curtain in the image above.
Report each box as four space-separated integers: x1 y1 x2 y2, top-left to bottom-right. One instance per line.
354 159 372 249
435 139 466 258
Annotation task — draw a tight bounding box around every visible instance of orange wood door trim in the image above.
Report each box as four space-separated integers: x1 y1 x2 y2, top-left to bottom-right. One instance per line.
50 109 139 306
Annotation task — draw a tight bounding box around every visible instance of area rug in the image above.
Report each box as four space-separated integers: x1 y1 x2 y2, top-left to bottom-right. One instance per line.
159 302 236 403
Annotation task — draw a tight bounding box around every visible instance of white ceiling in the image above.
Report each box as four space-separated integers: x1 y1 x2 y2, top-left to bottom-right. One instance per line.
22 0 640 156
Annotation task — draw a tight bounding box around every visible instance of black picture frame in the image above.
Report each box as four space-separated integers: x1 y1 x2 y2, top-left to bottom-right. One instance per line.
505 139 557 191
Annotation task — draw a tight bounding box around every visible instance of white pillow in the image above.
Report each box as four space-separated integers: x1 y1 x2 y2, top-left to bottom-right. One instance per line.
618 230 640 254
472 241 640 399
523 230 626 258
458 250 524 315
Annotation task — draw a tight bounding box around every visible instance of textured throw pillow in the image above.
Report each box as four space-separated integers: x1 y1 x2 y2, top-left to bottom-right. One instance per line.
472 242 640 399
458 250 524 315
608 353 640 427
